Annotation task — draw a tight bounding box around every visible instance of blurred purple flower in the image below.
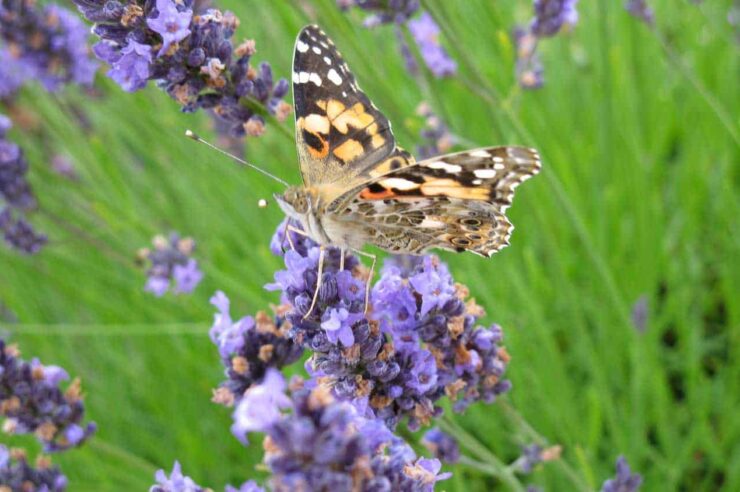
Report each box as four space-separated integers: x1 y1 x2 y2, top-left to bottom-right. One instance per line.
408 12 457 77
625 0 655 27
150 461 207 492
0 445 68 491
415 102 454 160
513 27 544 90
337 0 420 26
631 295 649 333
226 481 265 492
138 232 203 296
0 1 97 94
601 455 643 492
422 428 460 463
531 0 579 37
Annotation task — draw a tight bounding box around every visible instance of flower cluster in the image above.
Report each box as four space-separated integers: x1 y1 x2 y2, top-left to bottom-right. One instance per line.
209 291 303 404
625 0 655 27
231 369 450 491
150 461 210 492
266 221 511 431
511 444 562 474
415 102 454 160
0 339 96 452
74 0 291 138
0 114 46 254
513 0 579 89
0 445 68 492
600 456 643 492
0 0 97 97
338 1 456 78
137 232 203 297
422 428 460 463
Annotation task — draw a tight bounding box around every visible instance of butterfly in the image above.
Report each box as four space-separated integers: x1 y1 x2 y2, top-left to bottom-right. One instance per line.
274 25 540 314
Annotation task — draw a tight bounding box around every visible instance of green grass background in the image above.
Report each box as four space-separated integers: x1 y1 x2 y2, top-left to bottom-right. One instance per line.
1 0 738 490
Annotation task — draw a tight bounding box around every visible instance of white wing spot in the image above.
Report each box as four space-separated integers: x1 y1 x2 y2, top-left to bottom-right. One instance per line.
299 72 309 83
342 91 347 97
308 73 322 86
321 41 330 48
292 72 299 83
473 169 498 179
381 178 419 190
420 218 445 229
323 56 332 65
469 150 490 158
427 161 462 173
493 163 505 170
327 69 343 85
296 41 309 53
472 179 483 185
312 46 322 54
492 156 505 163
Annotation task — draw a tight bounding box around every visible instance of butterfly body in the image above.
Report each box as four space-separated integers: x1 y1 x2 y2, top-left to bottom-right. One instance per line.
283 25 541 258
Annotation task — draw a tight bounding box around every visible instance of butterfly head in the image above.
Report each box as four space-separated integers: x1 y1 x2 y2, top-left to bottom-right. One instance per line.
275 186 312 220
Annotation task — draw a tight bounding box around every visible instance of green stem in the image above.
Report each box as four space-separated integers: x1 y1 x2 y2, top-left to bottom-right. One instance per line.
439 416 526 492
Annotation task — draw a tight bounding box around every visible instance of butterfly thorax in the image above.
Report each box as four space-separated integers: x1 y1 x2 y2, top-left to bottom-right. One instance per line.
275 186 333 245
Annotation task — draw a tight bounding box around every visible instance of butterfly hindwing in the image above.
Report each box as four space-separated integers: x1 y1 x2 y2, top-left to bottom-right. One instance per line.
337 197 513 257
292 25 413 196
331 146 540 255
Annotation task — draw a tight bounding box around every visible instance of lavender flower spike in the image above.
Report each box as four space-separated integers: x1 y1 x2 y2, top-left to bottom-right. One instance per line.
147 0 193 56
625 0 655 27
138 232 203 296
0 339 96 452
408 12 457 77
0 445 68 492
600 455 643 492
150 461 209 492
530 0 579 37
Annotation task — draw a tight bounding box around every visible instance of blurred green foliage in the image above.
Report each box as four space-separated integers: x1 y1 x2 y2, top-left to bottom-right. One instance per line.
1 0 738 490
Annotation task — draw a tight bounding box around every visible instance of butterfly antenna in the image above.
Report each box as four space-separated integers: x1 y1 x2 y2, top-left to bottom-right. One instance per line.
185 130 289 187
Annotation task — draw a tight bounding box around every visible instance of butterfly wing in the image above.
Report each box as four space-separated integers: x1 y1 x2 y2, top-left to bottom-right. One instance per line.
331 147 541 256
292 25 413 198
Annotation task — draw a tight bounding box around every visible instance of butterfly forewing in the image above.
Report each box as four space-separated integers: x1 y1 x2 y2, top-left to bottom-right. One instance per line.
292 25 413 197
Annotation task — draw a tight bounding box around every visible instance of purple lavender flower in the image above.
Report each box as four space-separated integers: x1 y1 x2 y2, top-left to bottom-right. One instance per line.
415 102 454 160
74 0 291 138
513 27 544 90
0 445 68 491
107 39 153 92
408 12 457 77
530 0 579 37
1 116 46 254
600 455 643 492
0 0 98 93
225 481 265 492
337 0 420 26
511 444 561 474
235 372 450 492
147 0 193 56
422 428 460 463
209 292 302 404
0 339 96 452
631 295 649 333
0 49 32 98
138 233 203 296
625 0 655 27
268 221 511 431
150 461 207 492
231 368 293 444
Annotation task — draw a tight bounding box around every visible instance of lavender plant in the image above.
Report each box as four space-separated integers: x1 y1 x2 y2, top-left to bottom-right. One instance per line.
0 0 97 95
625 0 655 27
600 456 643 492
0 114 46 254
422 428 460 463
513 0 579 89
338 1 456 78
137 232 203 297
0 446 67 492
0 339 96 452
73 0 291 138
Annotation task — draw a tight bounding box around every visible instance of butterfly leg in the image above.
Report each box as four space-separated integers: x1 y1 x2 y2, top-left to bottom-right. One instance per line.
304 245 325 319
349 248 376 315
